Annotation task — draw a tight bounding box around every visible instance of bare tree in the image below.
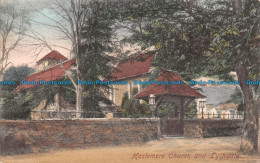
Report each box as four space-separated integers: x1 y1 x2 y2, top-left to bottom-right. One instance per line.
32 0 118 118
52 0 87 118
25 0 88 118
0 3 28 80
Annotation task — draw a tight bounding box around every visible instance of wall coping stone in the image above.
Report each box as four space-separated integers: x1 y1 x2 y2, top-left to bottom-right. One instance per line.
0 118 160 123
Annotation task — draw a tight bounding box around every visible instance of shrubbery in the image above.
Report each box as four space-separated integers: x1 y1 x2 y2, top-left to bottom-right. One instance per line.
1 92 39 119
119 88 151 118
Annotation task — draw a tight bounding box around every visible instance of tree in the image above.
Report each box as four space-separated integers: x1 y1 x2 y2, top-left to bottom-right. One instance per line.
78 0 118 117
1 92 34 120
0 65 34 119
1 84 64 120
2 65 35 91
44 0 88 118
116 0 260 154
34 0 119 118
0 2 29 80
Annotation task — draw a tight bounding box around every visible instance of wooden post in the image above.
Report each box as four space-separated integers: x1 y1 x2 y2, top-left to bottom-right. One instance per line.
180 97 185 135
174 107 178 118
56 93 61 112
202 108 204 119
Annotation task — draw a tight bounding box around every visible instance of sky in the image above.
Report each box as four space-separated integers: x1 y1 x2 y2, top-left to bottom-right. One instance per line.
5 0 138 69
5 0 72 68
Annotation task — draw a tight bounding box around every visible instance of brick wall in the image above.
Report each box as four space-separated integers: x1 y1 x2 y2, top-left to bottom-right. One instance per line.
184 119 243 138
0 118 160 156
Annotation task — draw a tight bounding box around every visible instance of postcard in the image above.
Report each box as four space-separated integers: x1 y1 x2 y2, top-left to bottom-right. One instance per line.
0 0 260 162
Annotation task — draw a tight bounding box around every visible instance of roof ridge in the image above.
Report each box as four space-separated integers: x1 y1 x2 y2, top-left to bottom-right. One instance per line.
38 50 68 63
25 59 75 79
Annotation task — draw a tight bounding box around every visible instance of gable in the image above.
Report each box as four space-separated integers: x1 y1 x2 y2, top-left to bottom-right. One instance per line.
38 50 68 63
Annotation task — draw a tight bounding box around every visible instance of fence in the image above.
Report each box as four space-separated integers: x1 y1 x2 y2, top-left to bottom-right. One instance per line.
30 110 124 119
185 112 244 119
31 111 83 119
31 110 243 120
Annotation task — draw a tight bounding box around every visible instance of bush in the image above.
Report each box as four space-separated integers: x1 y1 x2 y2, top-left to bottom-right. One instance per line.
119 88 151 118
1 85 65 120
1 92 38 120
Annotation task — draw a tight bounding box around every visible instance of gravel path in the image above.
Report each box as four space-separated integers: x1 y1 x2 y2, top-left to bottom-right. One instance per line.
1 136 260 163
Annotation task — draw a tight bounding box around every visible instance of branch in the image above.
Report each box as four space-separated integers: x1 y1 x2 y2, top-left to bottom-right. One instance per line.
60 63 77 89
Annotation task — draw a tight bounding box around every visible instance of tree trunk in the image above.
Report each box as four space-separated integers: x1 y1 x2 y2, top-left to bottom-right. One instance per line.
76 84 83 118
237 64 258 154
0 63 3 81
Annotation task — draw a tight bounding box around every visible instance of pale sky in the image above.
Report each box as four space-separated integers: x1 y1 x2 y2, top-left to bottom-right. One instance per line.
6 0 72 68
7 0 134 69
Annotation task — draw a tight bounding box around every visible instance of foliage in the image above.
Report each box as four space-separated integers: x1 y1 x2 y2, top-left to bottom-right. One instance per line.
119 88 151 117
1 75 78 119
228 87 243 104
77 0 119 117
115 0 259 153
156 100 197 118
186 101 197 119
116 0 259 80
1 65 35 91
156 102 175 118
1 92 38 120
82 87 112 118
227 87 244 113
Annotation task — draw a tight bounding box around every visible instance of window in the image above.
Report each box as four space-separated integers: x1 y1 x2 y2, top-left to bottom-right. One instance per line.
128 82 132 99
137 83 141 92
109 86 114 103
42 61 49 69
149 94 155 105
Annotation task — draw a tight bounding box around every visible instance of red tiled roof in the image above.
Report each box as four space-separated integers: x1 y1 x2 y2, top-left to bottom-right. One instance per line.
38 50 68 62
15 59 76 91
135 70 204 99
108 53 155 80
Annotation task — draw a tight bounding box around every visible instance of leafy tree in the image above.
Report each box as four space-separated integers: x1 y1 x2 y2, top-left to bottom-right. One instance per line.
1 89 43 120
2 65 35 91
79 1 117 117
115 0 260 153
1 92 33 119
1 76 77 119
0 65 35 118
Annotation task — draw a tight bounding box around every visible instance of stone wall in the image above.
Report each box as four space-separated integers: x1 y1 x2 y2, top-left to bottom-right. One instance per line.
184 119 243 138
258 118 260 144
0 118 160 156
